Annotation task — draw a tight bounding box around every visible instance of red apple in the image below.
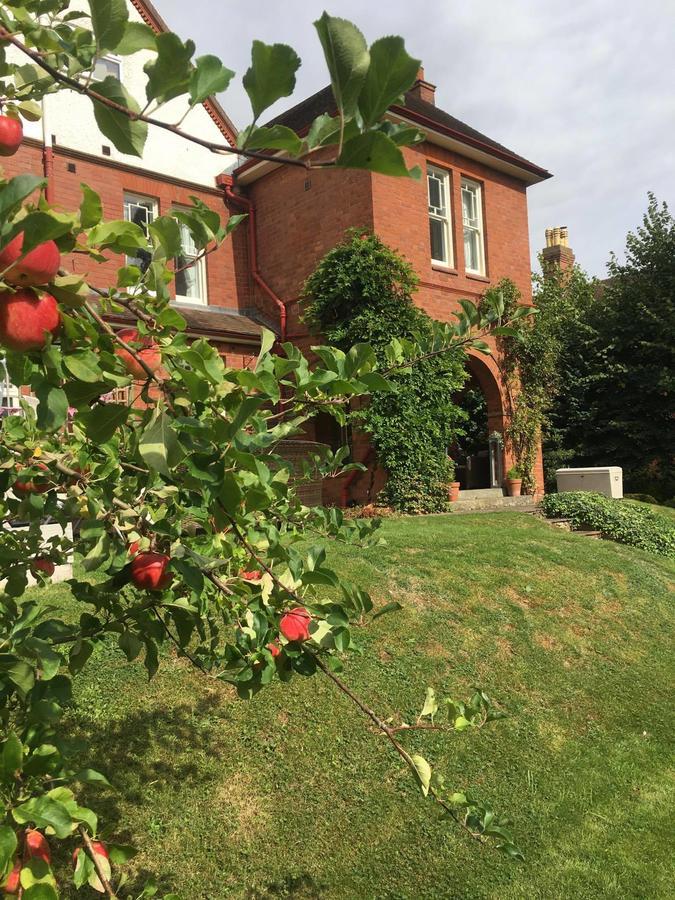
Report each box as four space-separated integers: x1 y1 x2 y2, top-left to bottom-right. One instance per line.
2 858 21 894
0 233 60 286
279 607 312 642
14 461 51 495
24 829 50 864
72 840 109 866
114 328 161 379
130 552 172 590
0 115 23 157
267 640 281 658
30 557 55 578
240 568 262 581
128 539 141 557
0 290 61 351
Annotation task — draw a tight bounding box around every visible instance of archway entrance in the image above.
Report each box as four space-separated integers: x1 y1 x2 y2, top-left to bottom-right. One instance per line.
450 353 506 491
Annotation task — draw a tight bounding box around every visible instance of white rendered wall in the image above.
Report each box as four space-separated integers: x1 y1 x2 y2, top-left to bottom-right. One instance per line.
19 0 234 187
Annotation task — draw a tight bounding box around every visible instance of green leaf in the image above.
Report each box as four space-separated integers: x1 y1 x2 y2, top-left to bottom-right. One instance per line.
116 21 157 55
371 600 403 620
90 0 128 52
88 220 148 253
420 687 438 720
73 768 111 787
9 211 73 254
119 630 143 662
139 408 185 476
22 884 59 900
13 796 73 838
91 76 148 157
144 32 195 104
108 844 136 864
411 754 432 797
256 327 275 369
0 174 45 224
0 733 23 783
64 350 104 383
149 216 182 257
314 13 370 118
35 383 68 432
243 41 300 120
337 131 411 177
0 657 35 695
78 403 129 444
16 100 42 122
0 825 17 877
239 124 302 156
79 184 102 228
454 715 471 731
189 55 234 106
359 36 420 126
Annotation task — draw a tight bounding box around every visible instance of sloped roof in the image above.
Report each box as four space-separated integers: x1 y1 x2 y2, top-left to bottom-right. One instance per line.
265 85 551 182
128 0 237 144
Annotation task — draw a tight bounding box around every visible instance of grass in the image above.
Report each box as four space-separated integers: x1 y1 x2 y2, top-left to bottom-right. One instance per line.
35 512 674 899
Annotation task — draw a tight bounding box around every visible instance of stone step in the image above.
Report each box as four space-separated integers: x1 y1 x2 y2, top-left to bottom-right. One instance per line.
458 488 504 500
577 529 603 538
449 496 536 514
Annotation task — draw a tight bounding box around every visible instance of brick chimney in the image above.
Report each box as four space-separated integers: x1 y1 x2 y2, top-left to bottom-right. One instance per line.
542 226 575 274
408 67 436 105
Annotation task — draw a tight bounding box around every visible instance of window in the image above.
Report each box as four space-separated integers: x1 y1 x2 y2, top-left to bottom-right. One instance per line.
0 357 20 413
461 178 485 275
427 165 452 266
123 193 156 273
91 55 121 82
174 219 207 305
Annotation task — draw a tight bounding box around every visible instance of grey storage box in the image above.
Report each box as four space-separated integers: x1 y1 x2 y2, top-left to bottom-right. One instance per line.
555 466 623 499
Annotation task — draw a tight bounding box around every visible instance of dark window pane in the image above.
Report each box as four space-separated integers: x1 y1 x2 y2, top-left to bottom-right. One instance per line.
430 217 446 262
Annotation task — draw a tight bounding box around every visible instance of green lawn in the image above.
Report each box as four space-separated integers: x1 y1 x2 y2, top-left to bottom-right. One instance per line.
40 513 674 899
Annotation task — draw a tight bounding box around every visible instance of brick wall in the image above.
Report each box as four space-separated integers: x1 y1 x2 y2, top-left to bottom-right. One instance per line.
2 139 249 313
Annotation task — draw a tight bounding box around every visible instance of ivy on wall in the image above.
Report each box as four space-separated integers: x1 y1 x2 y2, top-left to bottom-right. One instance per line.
303 231 467 512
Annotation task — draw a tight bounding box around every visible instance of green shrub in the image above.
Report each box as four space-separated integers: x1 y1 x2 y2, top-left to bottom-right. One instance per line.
540 492 675 557
624 493 660 505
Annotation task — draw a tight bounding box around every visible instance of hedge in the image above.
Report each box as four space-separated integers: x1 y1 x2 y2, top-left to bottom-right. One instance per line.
540 491 675 557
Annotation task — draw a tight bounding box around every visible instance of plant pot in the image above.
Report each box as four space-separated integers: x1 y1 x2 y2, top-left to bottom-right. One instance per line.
449 481 461 502
507 478 522 497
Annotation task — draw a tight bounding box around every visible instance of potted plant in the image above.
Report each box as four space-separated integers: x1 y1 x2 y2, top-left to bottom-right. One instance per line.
448 457 461 502
506 466 523 497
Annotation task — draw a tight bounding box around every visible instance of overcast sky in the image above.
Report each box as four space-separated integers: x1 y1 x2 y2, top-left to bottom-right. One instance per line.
159 0 675 277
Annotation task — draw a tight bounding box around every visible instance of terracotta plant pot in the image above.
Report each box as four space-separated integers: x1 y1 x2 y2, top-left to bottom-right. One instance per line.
449 481 461 502
507 478 522 497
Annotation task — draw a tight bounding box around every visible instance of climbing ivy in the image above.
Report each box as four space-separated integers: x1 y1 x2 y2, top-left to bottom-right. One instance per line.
303 232 468 512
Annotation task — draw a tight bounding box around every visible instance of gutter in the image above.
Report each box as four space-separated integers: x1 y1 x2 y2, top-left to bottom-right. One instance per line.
217 173 288 342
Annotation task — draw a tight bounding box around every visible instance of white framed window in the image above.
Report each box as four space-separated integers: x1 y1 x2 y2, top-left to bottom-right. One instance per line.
461 178 486 275
427 165 453 267
174 218 207 305
0 357 20 412
91 55 122 82
123 193 157 273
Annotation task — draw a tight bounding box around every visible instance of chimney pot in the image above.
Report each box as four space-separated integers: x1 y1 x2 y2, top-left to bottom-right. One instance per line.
542 226 575 274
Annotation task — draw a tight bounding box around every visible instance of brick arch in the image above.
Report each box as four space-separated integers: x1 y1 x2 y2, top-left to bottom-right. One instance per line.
465 349 506 434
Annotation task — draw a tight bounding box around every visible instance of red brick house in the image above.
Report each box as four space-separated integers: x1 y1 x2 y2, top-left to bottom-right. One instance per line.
0 0 552 504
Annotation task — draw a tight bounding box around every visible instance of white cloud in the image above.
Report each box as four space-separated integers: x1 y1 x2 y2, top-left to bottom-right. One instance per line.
158 0 675 276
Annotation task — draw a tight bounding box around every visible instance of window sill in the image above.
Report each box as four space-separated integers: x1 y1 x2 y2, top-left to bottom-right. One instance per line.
466 272 490 283
431 264 458 276
173 299 208 308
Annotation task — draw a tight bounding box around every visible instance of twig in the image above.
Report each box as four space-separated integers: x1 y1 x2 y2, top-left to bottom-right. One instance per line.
78 825 118 898
1 27 311 171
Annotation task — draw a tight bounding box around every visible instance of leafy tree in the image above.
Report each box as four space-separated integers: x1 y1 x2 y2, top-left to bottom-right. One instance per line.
303 232 468 513
543 196 674 499
0 4 527 895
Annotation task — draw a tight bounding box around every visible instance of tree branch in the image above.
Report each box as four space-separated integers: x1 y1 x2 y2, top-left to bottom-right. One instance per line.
0 27 311 172
78 825 118 899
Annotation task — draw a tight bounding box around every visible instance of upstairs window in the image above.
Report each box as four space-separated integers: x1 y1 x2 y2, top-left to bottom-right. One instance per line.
91 55 122 82
427 165 452 267
123 193 156 273
461 178 486 275
174 219 207 305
